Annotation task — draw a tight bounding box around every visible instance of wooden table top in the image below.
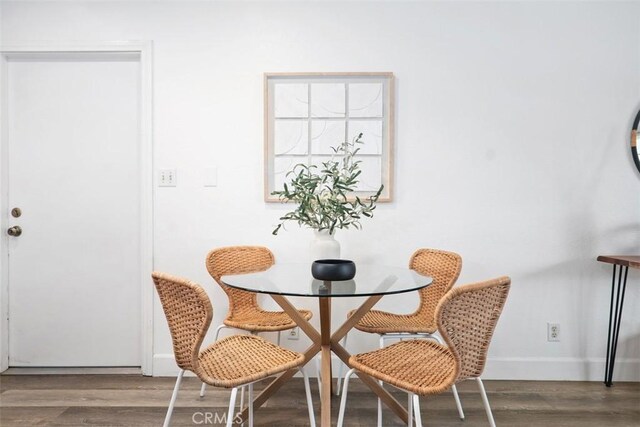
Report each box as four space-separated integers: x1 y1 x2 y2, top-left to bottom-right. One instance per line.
597 255 640 269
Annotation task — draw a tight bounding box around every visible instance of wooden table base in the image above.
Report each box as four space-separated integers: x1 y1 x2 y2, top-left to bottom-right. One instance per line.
240 291 408 427
319 297 332 423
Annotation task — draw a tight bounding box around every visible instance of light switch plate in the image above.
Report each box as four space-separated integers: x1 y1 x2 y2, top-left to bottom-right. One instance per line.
158 169 177 187
204 167 218 187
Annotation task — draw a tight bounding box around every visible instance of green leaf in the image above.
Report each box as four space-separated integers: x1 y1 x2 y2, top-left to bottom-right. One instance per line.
272 224 282 235
270 132 381 235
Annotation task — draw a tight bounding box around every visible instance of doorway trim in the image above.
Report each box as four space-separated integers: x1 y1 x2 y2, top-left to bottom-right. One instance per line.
0 42 154 375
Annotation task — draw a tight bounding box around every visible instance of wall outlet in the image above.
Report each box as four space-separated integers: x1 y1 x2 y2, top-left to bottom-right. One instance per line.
547 323 560 342
158 169 177 187
287 327 299 340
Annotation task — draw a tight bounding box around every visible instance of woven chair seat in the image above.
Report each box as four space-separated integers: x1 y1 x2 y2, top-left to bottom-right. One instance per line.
348 309 437 334
349 340 457 396
224 309 312 332
208 246 313 333
198 335 304 388
346 249 462 336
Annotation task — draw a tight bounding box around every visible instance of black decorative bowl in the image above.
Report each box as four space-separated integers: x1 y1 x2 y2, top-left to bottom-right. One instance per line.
311 259 356 281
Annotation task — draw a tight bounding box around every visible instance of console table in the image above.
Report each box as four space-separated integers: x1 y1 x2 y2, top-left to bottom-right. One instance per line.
597 255 640 387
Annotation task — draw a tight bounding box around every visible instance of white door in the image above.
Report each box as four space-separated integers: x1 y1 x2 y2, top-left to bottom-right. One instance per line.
6 52 142 366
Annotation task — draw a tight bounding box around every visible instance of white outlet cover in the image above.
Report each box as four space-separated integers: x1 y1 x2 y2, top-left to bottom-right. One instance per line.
547 323 560 342
287 327 299 340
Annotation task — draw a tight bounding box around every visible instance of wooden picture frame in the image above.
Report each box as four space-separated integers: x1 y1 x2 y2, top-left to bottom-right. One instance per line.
264 72 394 202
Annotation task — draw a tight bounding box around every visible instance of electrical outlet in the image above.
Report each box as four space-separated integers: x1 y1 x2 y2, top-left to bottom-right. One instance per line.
547 323 560 342
158 169 177 187
287 327 299 340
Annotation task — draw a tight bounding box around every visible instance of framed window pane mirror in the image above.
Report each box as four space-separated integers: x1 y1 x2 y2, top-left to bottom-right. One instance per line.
632 109 640 174
264 72 394 202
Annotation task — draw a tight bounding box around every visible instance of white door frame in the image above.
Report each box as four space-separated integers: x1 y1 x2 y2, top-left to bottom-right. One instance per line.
0 42 154 375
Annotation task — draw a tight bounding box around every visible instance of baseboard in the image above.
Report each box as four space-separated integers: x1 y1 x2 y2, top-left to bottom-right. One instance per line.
2 367 142 375
153 353 640 381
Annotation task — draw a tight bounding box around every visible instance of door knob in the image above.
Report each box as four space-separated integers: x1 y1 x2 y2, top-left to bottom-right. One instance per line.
7 226 22 237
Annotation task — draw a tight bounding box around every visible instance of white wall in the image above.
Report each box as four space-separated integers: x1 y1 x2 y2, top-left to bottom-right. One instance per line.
1 0 639 380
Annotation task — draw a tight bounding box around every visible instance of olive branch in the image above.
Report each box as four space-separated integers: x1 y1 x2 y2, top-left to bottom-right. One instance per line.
271 133 383 235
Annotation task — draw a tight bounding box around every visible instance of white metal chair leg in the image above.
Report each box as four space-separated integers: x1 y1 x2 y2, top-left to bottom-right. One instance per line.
428 334 465 420
247 383 254 427
335 333 348 395
301 368 316 427
385 333 465 420
226 387 238 427
377 335 385 427
315 356 322 395
476 378 496 427
407 392 413 427
277 330 281 346
412 394 423 427
451 384 465 420
163 369 184 427
429 335 465 419
241 331 255 425
337 368 355 427
377 384 383 427
239 386 245 419
200 325 228 398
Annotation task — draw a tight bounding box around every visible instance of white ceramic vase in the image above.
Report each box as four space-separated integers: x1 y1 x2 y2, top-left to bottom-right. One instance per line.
310 229 340 261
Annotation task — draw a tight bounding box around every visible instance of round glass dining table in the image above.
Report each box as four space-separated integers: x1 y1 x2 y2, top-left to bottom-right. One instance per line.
221 263 432 297
221 263 433 427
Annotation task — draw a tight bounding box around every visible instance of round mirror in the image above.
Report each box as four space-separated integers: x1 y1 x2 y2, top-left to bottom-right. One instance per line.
633 110 640 174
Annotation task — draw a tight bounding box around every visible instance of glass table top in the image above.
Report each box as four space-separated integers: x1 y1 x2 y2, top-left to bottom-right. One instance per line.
221 263 433 297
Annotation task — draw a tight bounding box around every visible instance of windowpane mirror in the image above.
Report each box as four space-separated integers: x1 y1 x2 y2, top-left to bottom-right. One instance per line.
632 109 640 174
264 72 394 202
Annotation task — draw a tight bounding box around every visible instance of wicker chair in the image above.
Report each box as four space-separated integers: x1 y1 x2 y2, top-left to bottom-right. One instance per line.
152 272 316 427
336 248 464 423
337 276 511 427
200 246 313 398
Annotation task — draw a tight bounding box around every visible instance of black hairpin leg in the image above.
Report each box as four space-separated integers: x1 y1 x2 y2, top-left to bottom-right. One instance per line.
604 264 629 387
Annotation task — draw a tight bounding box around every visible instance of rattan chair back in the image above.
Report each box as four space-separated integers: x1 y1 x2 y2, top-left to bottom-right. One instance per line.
410 248 462 322
436 276 511 381
152 272 213 372
205 246 274 317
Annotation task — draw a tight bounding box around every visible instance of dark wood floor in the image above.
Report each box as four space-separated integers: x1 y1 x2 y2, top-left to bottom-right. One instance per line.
0 374 639 426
